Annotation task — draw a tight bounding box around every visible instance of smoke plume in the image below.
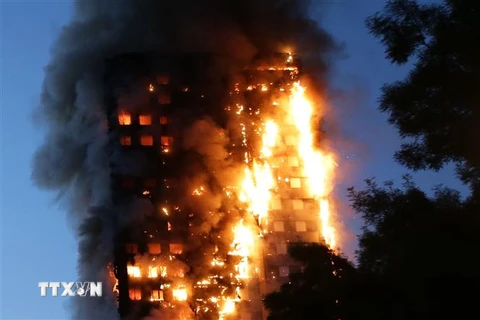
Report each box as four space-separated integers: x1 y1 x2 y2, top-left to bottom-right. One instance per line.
32 0 337 319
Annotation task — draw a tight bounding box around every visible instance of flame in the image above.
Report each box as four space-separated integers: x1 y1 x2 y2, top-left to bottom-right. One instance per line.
219 298 236 318
239 120 278 227
148 266 158 278
229 221 254 279
172 287 188 301
192 186 205 196
288 82 337 248
127 265 141 278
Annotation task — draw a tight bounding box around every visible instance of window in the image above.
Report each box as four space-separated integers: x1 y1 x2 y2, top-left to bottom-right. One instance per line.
276 243 287 255
148 266 158 278
118 112 131 125
140 135 153 146
156 74 169 85
148 243 161 254
160 116 169 125
158 93 171 105
120 136 132 146
170 243 183 254
288 156 299 167
279 266 289 277
292 199 304 210
290 178 301 189
273 221 285 232
151 289 164 301
129 289 141 300
139 114 152 125
161 136 173 146
295 221 307 232
271 197 282 210
127 265 141 278
125 243 138 254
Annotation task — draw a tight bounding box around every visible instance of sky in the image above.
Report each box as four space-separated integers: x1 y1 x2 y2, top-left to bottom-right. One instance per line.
0 1 467 319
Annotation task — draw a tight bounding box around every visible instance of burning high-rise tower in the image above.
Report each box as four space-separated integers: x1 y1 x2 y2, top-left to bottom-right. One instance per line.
32 1 339 319
103 52 336 319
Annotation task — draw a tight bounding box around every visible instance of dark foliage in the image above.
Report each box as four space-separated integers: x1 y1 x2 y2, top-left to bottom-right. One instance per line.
263 243 364 320
366 0 480 188
349 176 480 319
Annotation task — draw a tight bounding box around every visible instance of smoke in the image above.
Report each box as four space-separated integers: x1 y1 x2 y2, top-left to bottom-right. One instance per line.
32 0 337 319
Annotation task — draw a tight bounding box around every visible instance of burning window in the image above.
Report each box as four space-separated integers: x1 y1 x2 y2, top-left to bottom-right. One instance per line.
150 289 164 301
279 266 289 278
158 93 171 104
140 135 154 146
169 243 183 254
288 156 299 167
292 199 304 210
139 114 152 125
118 111 131 125
160 116 168 125
156 74 169 85
172 288 187 301
125 243 138 254
271 197 282 210
276 243 287 255
148 243 161 255
295 221 307 232
161 136 173 147
127 265 141 278
120 136 132 146
273 221 285 232
290 178 301 189
144 178 156 187
129 289 142 300
148 266 158 278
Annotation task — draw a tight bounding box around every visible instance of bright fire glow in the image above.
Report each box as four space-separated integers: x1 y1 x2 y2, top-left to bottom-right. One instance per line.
229 221 254 279
288 82 336 248
172 287 188 301
127 265 141 278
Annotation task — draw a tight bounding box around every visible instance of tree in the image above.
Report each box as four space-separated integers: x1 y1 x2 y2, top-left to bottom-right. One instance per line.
263 243 363 320
349 176 480 319
366 0 480 188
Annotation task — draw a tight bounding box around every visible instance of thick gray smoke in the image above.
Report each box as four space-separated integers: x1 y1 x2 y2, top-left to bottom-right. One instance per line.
32 0 336 318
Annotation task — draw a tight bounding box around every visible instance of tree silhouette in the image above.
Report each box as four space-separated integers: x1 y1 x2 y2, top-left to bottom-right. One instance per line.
366 0 480 188
263 243 361 320
349 176 480 319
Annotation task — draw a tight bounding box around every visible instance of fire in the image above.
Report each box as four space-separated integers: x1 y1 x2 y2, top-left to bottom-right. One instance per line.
172 287 188 301
192 186 205 196
229 220 254 279
148 266 158 278
288 82 337 248
219 298 236 318
127 265 141 278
